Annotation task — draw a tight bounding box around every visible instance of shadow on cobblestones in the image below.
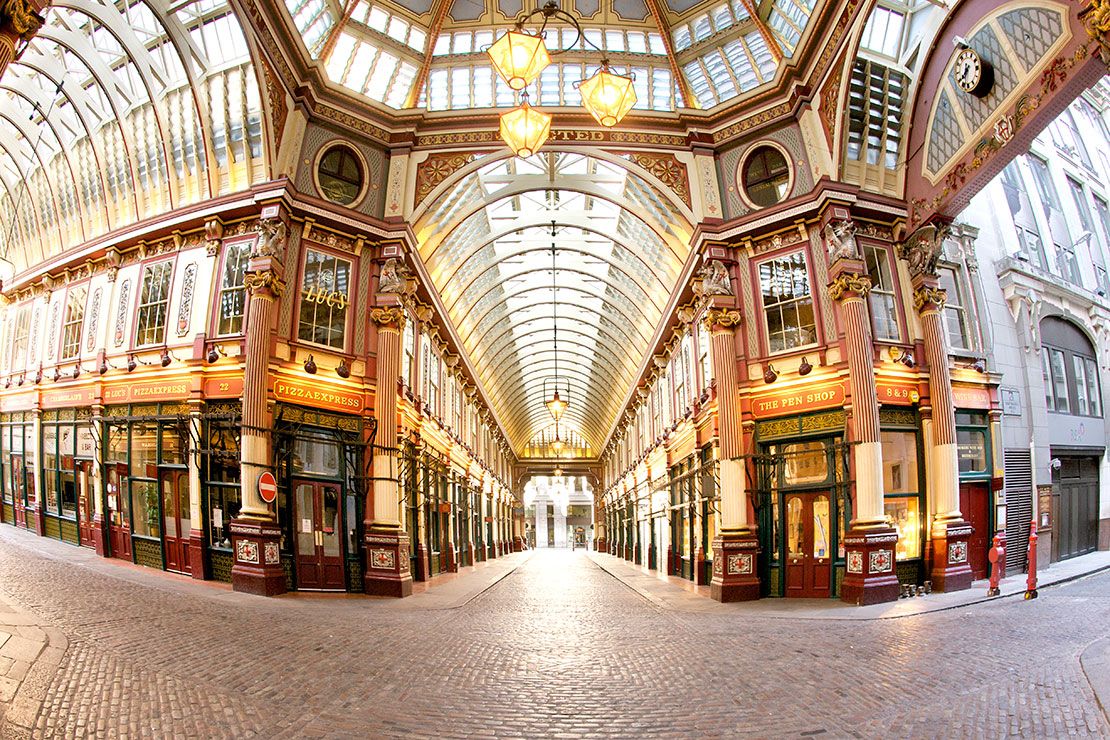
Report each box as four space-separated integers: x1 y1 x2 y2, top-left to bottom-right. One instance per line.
0 531 1107 739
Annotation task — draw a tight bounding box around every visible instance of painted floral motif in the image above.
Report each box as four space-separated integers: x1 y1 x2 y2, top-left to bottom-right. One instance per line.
371 548 396 570
176 263 197 336
264 541 280 565
237 539 259 564
948 541 968 565
713 554 723 575
727 553 753 575
846 551 863 574
85 288 101 352
113 279 131 347
869 549 893 574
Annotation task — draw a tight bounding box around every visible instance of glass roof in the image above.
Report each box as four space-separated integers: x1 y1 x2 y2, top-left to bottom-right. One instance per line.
417 151 692 456
0 0 268 274
282 0 819 113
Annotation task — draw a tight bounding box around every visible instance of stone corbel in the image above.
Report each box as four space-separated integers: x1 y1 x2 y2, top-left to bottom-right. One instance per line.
899 223 949 279
205 218 224 257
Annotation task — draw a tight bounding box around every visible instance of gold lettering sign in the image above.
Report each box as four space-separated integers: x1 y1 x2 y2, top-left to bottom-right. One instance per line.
301 284 348 310
204 377 244 399
952 385 991 410
103 381 189 404
876 381 920 406
273 378 363 413
41 387 97 409
751 383 845 419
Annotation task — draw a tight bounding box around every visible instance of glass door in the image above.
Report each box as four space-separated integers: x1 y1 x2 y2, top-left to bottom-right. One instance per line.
294 480 345 590
76 460 96 547
106 462 132 560
10 454 27 528
783 493 832 598
161 469 191 574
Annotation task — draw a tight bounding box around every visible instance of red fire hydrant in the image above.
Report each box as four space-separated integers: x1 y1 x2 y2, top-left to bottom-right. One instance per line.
1025 521 1038 600
987 532 1003 596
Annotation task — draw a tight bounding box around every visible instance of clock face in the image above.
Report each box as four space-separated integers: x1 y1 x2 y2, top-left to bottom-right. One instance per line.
954 48 982 93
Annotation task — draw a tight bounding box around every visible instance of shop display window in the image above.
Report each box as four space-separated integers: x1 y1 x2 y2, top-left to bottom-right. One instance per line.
131 480 161 539
778 441 828 486
43 426 58 513
881 430 922 559
131 425 159 478
298 248 351 350
884 497 921 560
292 436 341 477
205 423 240 550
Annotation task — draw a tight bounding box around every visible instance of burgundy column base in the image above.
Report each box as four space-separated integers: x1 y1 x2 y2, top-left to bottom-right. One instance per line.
694 546 707 586
188 530 208 580
624 545 632 561
513 536 524 552
467 543 475 565
363 528 413 597
667 546 675 574
595 538 606 553
33 508 46 537
92 513 109 557
413 542 430 582
710 534 760 602
229 518 286 597
445 541 458 573
930 521 974 592
840 526 900 605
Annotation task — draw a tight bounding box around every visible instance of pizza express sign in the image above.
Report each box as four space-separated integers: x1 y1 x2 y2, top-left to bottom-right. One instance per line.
273 378 362 413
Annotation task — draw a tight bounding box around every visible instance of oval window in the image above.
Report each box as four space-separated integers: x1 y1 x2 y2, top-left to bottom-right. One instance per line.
317 145 363 205
743 146 790 208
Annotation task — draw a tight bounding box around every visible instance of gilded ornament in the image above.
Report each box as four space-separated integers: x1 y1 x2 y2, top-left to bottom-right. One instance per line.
827 273 871 301
1 0 43 38
244 268 286 297
912 286 947 314
370 306 406 330
703 309 742 331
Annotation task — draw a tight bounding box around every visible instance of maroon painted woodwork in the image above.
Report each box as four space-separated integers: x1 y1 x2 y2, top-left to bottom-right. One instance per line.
188 530 208 580
929 521 973 593
293 480 345 590
363 528 413 597
960 482 991 581
783 493 832 598
161 469 191 575
710 533 760 602
230 518 287 596
106 462 131 561
840 527 900 606
92 512 109 557
76 460 97 548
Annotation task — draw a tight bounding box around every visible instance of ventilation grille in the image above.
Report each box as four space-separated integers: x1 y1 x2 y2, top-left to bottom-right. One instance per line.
1004 448 1034 571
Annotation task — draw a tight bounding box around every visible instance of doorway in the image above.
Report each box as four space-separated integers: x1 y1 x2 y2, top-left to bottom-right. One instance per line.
1054 456 1099 560
10 454 28 529
293 480 345 590
783 493 833 598
959 482 991 580
161 469 191 574
76 460 96 548
105 462 132 561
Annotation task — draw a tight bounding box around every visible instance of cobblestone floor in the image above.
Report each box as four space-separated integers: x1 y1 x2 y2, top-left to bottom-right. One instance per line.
0 531 1107 739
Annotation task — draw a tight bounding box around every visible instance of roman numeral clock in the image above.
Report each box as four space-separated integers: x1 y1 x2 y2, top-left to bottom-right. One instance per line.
953 45 994 98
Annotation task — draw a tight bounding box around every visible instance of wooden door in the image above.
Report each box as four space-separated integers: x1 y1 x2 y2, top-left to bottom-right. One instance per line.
959 482 990 580
10 455 27 528
1057 457 1099 560
784 493 832 598
162 470 191 574
106 462 132 561
294 481 345 590
76 460 96 547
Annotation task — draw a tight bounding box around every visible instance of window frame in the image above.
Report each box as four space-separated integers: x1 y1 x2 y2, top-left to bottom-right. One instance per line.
132 258 176 349
937 264 973 352
862 243 901 343
58 283 89 361
295 244 356 352
212 237 255 337
755 248 819 355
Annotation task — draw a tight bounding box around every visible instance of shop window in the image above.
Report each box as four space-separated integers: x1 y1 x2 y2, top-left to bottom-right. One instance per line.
131 423 159 478
955 412 989 475
205 420 240 549
135 261 173 346
317 145 364 205
937 267 970 351
772 440 828 486
131 480 161 539
216 240 252 335
863 245 899 341
43 426 58 514
59 286 87 360
292 436 341 477
9 305 30 371
881 430 921 560
298 248 351 350
742 146 790 208
759 251 816 352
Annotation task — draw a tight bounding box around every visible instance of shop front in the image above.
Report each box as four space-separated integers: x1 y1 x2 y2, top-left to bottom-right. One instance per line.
40 409 96 547
0 411 36 531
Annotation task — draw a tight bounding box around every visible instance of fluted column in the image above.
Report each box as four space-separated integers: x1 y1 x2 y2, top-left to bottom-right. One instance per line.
364 306 413 596
230 229 287 596
827 272 885 527
90 403 109 557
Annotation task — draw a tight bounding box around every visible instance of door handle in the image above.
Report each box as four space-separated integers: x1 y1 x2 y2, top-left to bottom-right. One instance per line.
315 530 323 547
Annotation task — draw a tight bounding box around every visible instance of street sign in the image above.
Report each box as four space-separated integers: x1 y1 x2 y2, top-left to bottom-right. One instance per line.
258 471 278 504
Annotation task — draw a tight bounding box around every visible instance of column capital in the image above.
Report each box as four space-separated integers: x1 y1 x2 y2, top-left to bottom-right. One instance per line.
913 285 947 315
1 0 45 39
370 306 406 331
702 308 742 333
244 265 286 300
827 273 872 302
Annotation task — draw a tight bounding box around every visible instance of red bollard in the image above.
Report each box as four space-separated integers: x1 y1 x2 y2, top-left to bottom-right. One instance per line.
1025 521 1038 600
987 532 1003 596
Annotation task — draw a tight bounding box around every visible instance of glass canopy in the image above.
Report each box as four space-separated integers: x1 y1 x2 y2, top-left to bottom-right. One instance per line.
0 0 268 274
417 151 692 456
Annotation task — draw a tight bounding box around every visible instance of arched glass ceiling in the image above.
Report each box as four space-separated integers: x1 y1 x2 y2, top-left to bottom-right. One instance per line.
0 0 268 273
417 151 692 457
282 0 812 112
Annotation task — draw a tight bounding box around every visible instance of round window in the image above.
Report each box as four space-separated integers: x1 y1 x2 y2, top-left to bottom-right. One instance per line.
317 145 364 205
742 146 790 208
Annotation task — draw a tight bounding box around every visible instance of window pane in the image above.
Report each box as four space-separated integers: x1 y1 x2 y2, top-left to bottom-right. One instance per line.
298 249 351 349
1086 358 1101 416
881 431 917 493
1073 355 1089 415
956 429 987 474
1049 349 1070 413
884 496 921 559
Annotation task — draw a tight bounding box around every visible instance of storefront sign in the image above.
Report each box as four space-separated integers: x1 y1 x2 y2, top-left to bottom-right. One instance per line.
952 384 991 410
0 392 35 412
204 377 244 399
41 386 97 409
750 382 845 419
77 427 96 457
103 380 189 404
876 380 919 406
273 377 362 413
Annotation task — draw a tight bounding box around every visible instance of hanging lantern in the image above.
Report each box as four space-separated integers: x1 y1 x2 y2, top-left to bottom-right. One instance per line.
550 432 565 456
578 65 637 127
545 388 567 421
499 100 551 157
487 30 551 90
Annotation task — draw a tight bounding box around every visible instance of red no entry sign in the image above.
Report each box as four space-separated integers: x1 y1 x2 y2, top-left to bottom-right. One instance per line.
258 471 278 504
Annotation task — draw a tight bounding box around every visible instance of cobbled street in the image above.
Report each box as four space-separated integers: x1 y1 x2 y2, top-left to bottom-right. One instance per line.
0 529 1107 739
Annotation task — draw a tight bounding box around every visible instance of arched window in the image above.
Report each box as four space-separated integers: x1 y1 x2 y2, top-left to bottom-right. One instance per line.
1040 317 1102 417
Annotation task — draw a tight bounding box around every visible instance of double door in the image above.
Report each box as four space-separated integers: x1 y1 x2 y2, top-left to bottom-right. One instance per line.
75 460 96 548
105 463 132 561
161 469 191 574
9 454 29 528
294 480 345 590
783 492 832 598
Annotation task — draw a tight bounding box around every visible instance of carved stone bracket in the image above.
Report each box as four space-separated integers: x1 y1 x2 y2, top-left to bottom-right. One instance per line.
912 286 948 315
694 259 733 298
378 257 414 295
255 217 287 258
899 223 949 279
703 308 742 332
827 273 872 302
370 306 406 331
244 268 286 299
824 218 859 262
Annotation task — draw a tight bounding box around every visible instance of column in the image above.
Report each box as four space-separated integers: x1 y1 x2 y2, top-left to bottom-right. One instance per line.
364 305 413 596
90 403 109 556
230 222 286 596
186 403 207 579
914 279 972 592
0 0 45 79
705 306 759 601
828 262 899 605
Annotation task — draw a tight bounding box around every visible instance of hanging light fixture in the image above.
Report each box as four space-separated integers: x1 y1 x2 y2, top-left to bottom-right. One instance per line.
550 424 565 456
488 1 636 156
544 221 570 423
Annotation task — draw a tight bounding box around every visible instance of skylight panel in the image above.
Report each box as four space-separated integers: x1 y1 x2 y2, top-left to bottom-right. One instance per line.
648 33 665 54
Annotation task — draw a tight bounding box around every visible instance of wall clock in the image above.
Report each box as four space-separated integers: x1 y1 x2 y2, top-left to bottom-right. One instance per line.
953 46 994 98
